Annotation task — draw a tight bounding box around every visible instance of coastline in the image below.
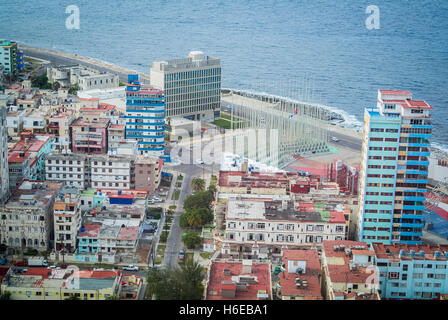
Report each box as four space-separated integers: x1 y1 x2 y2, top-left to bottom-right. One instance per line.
19 44 447 160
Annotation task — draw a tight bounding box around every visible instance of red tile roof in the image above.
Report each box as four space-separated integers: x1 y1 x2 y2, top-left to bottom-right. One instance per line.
380 90 412 96
8 152 31 163
280 250 323 299
206 261 271 300
78 224 102 238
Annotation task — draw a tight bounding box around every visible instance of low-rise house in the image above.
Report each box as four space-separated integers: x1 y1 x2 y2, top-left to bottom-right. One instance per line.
321 240 380 300
277 249 323 300
205 259 272 300
1 268 121 300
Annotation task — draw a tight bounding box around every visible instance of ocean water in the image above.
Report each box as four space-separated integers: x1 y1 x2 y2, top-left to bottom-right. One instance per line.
1 0 447 150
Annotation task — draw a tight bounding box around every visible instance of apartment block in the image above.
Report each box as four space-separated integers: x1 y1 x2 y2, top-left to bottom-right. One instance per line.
372 242 448 300
71 117 109 154
53 186 82 253
44 153 161 192
46 107 75 153
125 74 166 157
9 132 54 182
0 180 62 252
44 153 90 189
91 155 135 190
357 90 433 245
321 240 380 300
8 152 31 189
150 51 221 121
0 39 18 76
220 197 347 259
0 106 8 203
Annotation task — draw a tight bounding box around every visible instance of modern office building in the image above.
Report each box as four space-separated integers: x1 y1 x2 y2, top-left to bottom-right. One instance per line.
0 39 18 76
0 107 9 203
125 74 165 157
357 90 433 245
150 51 221 121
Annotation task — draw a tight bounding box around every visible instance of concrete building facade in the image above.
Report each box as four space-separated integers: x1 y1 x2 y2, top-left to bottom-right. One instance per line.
150 51 221 121
0 107 9 203
125 74 165 157
357 90 432 245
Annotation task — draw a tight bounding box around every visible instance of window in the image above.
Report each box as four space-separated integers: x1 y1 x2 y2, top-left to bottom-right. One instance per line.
388 272 399 279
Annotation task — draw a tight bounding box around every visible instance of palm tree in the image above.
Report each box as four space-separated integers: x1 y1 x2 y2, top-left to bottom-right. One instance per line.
186 213 202 229
177 259 204 300
191 178 205 191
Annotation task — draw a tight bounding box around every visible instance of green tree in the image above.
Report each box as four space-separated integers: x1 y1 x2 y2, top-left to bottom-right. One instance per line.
182 232 202 249
147 259 203 300
65 293 80 300
186 213 203 229
52 81 61 91
0 291 11 300
191 177 206 191
68 83 79 95
177 259 204 299
183 191 213 211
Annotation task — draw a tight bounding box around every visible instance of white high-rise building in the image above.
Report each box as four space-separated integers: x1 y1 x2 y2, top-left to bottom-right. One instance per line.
150 51 221 121
0 106 9 203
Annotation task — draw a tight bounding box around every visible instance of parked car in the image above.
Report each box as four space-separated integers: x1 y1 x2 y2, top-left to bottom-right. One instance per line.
0 257 7 265
123 265 139 271
331 136 340 142
177 249 185 263
47 265 57 269
13 260 28 267
196 159 205 165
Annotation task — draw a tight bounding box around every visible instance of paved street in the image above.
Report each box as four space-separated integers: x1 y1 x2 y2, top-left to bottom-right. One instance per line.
161 159 218 270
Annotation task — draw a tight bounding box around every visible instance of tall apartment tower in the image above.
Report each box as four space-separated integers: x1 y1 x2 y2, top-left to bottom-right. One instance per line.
125 74 166 157
0 106 9 203
0 39 18 76
357 90 432 245
150 51 221 121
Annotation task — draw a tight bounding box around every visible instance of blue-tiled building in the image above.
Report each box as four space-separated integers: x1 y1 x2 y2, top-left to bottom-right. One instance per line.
372 243 448 300
357 90 433 245
125 74 166 157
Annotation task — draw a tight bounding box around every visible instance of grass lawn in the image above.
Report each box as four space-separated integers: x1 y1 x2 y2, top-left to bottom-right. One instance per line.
200 252 212 260
169 205 177 210
176 182 182 188
177 175 183 181
172 189 180 201
212 119 232 129
155 244 166 265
